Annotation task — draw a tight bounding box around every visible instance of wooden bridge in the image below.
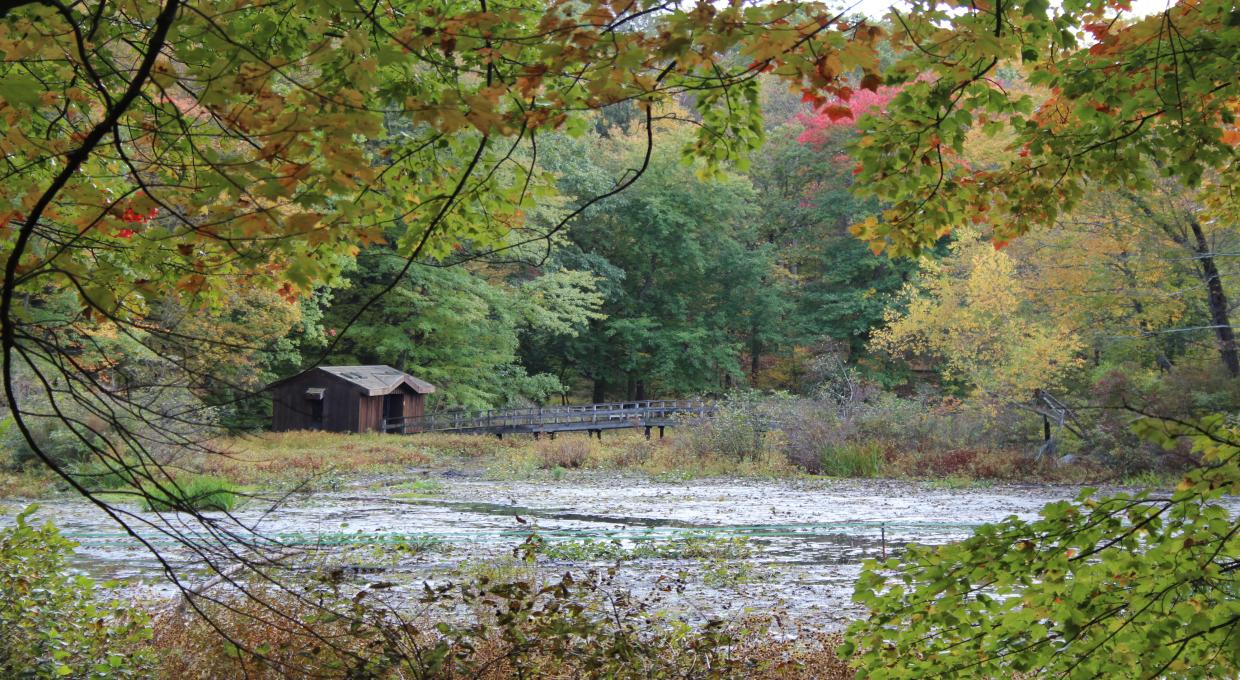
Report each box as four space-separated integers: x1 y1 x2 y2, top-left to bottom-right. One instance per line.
382 399 715 439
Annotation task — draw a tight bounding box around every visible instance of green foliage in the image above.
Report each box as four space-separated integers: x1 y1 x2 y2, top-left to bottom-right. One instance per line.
140 476 238 513
0 506 154 678
850 0 1239 255
316 247 601 407
535 127 778 398
390 478 445 497
754 120 920 365
846 415 1240 677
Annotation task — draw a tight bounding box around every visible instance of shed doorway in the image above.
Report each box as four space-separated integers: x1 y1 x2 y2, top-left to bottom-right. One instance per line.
383 393 404 431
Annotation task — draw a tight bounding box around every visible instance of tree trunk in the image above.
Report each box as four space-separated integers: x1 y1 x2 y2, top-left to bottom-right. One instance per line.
750 331 761 382
635 380 646 401
592 378 606 404
1190 219 1239 377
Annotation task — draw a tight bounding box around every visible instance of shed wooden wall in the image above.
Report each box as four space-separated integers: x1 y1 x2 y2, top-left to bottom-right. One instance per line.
271 371 359 432
358 395 382 433
357 388 425 433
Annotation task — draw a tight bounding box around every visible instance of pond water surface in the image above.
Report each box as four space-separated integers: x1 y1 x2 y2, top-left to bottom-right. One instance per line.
6 476 1198 629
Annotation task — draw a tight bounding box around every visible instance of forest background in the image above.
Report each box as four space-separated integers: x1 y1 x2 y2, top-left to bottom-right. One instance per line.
19 71 1230 477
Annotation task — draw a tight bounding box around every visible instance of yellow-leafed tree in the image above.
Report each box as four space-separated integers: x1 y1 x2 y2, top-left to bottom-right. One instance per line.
872 229 1085 404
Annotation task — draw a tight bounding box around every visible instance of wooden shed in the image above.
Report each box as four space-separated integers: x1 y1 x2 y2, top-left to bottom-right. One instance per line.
269 365 435 433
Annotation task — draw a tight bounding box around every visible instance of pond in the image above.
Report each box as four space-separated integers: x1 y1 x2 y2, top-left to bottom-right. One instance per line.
6 476 1180 629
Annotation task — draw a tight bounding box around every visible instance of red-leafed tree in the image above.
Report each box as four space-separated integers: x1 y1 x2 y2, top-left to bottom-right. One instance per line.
796 86 901 147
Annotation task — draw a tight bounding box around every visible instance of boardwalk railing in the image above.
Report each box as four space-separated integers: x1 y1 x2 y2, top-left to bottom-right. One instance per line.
384 399 715 436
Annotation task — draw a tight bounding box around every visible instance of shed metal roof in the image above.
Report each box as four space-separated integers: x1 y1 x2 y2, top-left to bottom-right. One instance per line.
270 365 435 396
319 365 436 396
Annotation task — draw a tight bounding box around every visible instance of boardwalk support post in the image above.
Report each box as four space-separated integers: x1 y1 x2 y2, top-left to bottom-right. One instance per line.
644 426 651 440
658 426 664 439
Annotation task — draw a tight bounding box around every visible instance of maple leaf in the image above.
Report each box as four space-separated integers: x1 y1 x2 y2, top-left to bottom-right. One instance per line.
824 104 853 122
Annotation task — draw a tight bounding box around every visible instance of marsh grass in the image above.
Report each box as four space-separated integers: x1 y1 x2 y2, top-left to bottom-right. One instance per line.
818 442 884 478
140 476 239 512
926 476 995 490
68 460 133 491
149 576 853 680
1120 469 1178 488
389 478 445 497
537 533 753 563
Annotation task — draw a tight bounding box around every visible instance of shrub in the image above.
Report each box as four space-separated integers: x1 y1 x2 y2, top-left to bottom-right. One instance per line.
3 415 103 470
534 437 593 469
677 392 782 462
818 442 885 478
847 416 1240 678
0 506 154 678
140 476 239 512
152 568 749 679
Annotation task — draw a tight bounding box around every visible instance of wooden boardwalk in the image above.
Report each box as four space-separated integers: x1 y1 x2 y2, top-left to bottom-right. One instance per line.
383 399 715 439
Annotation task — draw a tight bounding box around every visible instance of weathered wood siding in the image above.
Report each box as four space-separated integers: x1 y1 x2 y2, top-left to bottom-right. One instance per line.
271 370 359 432
359 394 381 433
404 391 425 419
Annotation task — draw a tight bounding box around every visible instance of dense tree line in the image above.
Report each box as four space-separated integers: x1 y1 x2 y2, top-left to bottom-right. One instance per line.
214 79 1240 429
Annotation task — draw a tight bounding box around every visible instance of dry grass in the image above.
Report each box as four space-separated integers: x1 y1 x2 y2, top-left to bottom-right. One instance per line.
195 431 527 486
737 631 855 679
1 424 1108 498
880 443 1106 484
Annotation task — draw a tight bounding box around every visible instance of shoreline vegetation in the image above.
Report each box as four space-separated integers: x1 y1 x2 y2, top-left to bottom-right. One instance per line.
5 385 1206 502
2 427 1142 502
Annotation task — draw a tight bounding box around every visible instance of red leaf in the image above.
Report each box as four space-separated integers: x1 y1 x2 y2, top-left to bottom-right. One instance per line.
860 73 882 92
824 105 854 122
116 228 137 239
1083 22 1109 40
